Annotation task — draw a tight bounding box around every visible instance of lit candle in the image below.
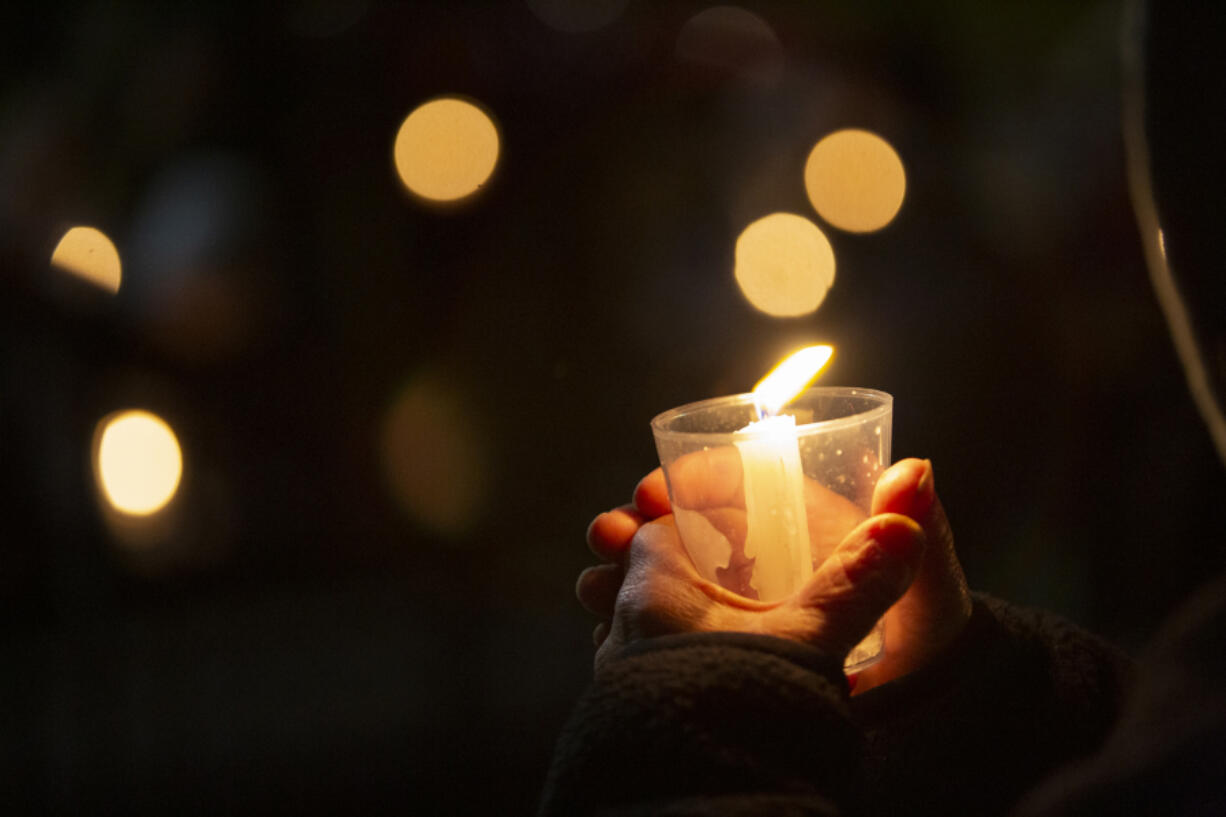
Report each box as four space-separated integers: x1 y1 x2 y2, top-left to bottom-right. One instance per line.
734 345 833 602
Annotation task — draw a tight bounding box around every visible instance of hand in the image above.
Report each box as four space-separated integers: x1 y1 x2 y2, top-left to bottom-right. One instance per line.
593 510 925 673
579 459 971 690
660 445 873 597
854 459 971 692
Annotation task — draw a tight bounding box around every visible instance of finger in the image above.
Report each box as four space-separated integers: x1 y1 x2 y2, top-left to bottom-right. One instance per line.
586 505 645 562
593 620 610 647
633 468 671 518
854 460 970 693
804 478 869 562
576 563 624 617
697 506 747 549
665 446 744 511
623 516 696 580
871 458 935 519
871 459 970 631
793 514 926 657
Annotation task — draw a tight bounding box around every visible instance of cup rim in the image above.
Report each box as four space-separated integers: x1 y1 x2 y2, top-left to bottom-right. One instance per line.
650 386 892 444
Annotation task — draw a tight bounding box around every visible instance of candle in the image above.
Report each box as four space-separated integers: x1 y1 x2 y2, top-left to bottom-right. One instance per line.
735 413 812 600
734 344 834 602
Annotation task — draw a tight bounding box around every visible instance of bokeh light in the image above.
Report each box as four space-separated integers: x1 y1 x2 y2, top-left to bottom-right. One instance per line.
378 375 487 538
734 213 835 317
393 98 500 204
50 225 122 293
804 129 906 233
93 410 183 516
675 5 784 88
526 0 628 33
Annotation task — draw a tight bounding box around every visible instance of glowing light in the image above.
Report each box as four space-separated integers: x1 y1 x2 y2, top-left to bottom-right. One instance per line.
675 5 784 87
379 376 486 538
393 98 500 203
94 410 183 515
50 226 122 293
752 345 834 415
804 129 906 233
734 212 834 317
526 0 628 33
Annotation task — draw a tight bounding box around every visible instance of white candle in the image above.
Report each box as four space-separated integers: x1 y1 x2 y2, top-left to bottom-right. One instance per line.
735 413 812 601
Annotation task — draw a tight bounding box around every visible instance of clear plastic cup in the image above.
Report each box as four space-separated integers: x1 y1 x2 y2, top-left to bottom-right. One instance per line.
651 387 893 671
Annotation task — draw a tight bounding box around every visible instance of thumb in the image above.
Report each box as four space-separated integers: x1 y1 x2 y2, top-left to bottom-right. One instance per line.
790 514 926 658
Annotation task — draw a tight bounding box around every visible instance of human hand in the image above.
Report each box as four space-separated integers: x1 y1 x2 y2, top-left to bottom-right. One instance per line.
853 458 971 692
579 458 970 689
593 510 924 673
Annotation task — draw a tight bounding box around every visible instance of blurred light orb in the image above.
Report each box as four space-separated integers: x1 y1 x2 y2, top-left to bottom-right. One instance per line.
50 226 122 293
393 98 500 203
526 0 628 33
804 129 906 233
675 5 784 87
379 376 486 538
94 410 183 516
734 213 835 317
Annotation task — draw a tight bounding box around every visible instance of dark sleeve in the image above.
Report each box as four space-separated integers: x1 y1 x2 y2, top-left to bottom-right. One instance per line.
538 632 862 817
1012 572 1226 816
850 593 1135 817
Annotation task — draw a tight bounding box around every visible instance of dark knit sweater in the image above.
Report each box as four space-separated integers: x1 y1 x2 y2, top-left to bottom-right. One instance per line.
539 593 1134 817
852 594 1133 815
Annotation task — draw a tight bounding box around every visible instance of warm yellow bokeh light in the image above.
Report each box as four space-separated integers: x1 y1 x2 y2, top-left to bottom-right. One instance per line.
393 98 500 203
734 212 835 317
50 226 122 293
379 376 486 538
804 129 906 233
753 345 834 415
94 410 183 515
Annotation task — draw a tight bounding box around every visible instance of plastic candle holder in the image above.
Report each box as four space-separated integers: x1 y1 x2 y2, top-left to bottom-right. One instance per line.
651 387 893 672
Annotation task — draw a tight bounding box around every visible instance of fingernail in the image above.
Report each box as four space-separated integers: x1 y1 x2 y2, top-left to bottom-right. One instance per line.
873 517 923 559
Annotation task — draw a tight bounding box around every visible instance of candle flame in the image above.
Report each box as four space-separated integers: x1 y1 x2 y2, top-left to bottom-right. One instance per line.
752 345 833 417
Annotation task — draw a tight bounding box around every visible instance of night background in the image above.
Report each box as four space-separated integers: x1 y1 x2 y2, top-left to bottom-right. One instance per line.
3 1 1225 814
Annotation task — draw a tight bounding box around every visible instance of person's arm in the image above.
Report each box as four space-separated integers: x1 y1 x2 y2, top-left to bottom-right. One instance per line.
541 463 932 816
553 458 1136 816
539 632 859 817
851 593 1134 816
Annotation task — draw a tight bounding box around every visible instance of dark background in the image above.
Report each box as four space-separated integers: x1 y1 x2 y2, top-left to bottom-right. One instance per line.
3 2 1224 815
